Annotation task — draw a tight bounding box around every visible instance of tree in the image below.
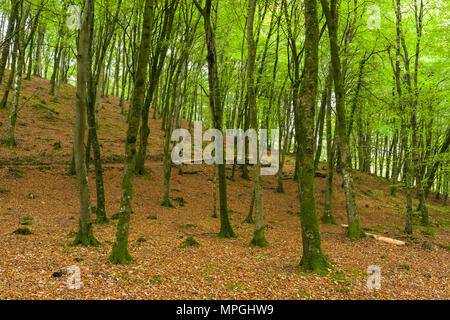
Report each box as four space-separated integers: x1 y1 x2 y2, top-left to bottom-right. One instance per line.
296 0 331 272
109 0 154 265
247 0 267 247
72 0 99 246
320 0 365 241
194 0 236 239
0 0 19 84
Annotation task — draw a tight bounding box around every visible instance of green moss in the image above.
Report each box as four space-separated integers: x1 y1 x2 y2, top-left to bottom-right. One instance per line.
149 276 163 284
160 199 174 208
242 215 254 224
32 103 59 115
52 141 62 150
300 253 332 275
224 283 246 291
347 222 366 241
330 271 346 281
13 228 32 235
249 227 268 247
179 237 200 248
8 167 24 178
399 264 410 271
0 188 10 193
66 231 77 238
422 242 434 251
420 226 435 237
111 212 120 220
321 211 337 225
137 236 147 243
146 215 157 220
174 197 186 207
73 220 100 247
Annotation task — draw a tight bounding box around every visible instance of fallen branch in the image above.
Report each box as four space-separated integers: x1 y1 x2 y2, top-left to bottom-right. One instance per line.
341 224 405 245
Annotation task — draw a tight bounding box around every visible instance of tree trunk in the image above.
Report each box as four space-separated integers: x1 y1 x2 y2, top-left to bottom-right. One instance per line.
33 23 45 77
247 0 267 247
320 0 365 241
73 0 99 247
195 0 236 238
0 0 19 84
321 75 337 225
297 0 330 271
109 0 154 265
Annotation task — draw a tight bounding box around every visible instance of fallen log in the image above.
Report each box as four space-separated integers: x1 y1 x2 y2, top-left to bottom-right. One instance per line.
340 224 405 245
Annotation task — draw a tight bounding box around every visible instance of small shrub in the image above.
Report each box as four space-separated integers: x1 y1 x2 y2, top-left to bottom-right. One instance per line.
422 242 434 251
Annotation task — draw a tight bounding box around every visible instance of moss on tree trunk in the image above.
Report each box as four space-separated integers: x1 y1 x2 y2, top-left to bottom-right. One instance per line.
109 0 154 265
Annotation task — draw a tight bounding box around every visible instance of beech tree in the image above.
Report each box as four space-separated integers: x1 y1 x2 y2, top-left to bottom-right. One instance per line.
73 0 99 246
109 0 154 265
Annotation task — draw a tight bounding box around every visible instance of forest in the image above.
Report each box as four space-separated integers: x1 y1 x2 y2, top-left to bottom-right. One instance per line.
0 0 448 301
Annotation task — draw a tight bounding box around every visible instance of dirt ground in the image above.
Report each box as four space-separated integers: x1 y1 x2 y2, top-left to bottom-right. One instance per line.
0 75 448 300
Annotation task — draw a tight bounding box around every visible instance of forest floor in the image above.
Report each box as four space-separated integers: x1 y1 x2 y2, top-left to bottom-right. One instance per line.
0 75 448 300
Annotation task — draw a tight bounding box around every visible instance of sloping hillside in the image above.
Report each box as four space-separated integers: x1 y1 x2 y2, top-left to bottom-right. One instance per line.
0 75 448 299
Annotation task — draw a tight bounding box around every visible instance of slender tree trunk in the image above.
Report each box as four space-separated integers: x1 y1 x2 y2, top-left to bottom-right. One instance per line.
136 1 176 175
0 33 17 109
195 0 236 238
322 76 336 225
73 0 99 246
320 0 365 240
314 73 331 171
212 163 218 218
5 2 28 147
33 23 45 77
109 0 154 265
0 0 19 84
246 0 267 247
